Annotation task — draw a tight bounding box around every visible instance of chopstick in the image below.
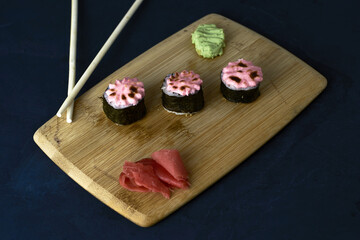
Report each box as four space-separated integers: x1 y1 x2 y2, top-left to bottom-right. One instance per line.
57 0 144 118
66 0 78 123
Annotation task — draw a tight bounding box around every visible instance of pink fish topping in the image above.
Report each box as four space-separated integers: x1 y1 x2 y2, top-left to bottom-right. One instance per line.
222 59 263 90
104 77 145 109
163 70 203 96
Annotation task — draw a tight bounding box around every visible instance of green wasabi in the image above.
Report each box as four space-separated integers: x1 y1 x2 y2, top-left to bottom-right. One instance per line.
191 24 225 58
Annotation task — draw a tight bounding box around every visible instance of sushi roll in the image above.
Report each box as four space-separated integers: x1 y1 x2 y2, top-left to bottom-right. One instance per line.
161 70 204 115
220 58 263 103
103 77 146 125
191 24 225 59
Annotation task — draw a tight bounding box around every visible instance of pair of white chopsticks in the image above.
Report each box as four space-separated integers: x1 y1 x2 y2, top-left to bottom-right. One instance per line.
62 0 144 123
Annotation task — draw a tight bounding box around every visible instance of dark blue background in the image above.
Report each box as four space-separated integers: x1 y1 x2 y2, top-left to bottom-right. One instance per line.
1 0 360 239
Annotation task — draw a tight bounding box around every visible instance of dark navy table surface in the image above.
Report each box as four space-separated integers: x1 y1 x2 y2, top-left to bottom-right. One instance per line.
1 0 360 239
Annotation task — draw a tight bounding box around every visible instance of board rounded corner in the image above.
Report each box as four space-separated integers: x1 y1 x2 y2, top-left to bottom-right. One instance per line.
319 76 328 90
33 128 42 145
203 13 224 19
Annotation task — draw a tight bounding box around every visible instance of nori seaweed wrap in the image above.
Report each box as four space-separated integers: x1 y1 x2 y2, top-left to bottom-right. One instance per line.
220 72 260 103
103 97 146 125
162 88 204 114
161 70 204 115
103 78 146 125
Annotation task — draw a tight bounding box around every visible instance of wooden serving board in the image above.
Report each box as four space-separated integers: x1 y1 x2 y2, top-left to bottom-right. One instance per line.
34 14 327 227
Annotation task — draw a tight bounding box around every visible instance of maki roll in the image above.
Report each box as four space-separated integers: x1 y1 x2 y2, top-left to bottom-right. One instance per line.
161 70 204 115
103 77 146 125
221 58 263 103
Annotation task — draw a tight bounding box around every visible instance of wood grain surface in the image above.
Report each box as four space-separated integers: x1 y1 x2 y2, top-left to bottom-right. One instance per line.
33 13 327 227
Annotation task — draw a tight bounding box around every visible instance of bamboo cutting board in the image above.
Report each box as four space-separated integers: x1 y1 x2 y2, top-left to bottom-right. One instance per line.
34 14 327 227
